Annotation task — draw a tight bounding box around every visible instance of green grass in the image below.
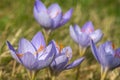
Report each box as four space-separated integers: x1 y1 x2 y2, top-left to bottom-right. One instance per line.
0 0 120 80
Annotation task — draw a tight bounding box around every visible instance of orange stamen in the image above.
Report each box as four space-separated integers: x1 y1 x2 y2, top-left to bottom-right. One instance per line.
17 53 24 58
37 45 44 53
59 43 64 52
112 43 115 50
34 45 44 55
56 42 60 50
55 42 64 53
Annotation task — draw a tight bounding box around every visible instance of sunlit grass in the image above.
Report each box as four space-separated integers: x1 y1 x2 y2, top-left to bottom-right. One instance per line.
0 0 120 80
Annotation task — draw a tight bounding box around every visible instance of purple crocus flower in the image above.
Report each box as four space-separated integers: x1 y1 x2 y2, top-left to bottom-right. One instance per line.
6 32 56 70
34 0 73 30
70 21 103 47
49 41 84 75
90 40 120 71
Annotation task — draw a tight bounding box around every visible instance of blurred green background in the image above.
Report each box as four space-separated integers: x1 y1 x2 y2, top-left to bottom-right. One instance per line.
0 0 120 80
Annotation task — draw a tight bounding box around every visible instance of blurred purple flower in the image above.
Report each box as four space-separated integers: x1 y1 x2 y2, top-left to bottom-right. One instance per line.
6 32 56 70
49 41 84 75
90 40 120 70
70 21 103 47
34 0 73 30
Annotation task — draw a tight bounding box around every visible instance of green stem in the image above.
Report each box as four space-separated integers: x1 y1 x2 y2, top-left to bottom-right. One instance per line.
27 70 37 80
43 29 52 79
75 66 80 80
46 68 51 79
79 46 86 57
100 68 108 80
27 70 31 80
75 46 86 80
43 29 51 44
31 71 36 80
49 68 57 80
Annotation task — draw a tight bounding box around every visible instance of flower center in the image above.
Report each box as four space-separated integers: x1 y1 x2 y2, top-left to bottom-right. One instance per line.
16 45 45 58
82 28 93 34
34 45 44 55
49 11 60 19
56 42 64 53
37 45 44 53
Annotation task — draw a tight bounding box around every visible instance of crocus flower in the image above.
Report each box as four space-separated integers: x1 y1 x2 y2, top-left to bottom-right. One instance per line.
34 0 73 30
90 40 120 71
49 41 84 75
6 32 56 70
70 21 103 47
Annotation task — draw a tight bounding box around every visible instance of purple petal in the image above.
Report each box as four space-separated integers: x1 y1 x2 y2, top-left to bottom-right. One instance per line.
34 8 53 29
48 3 62 19
21 52 38 70
31 32 46 52
52 12 62 29
103 41 114 55
61 46 72 60
91 40 120 70
100 42 120 70
49 40 60 56
98 43 110 70
77 33 90 47
90 40 101 63
109 48 120 70
89 29 103 43
74 24 90 47
69 25 79 43
70 24 90 47
115 48 120 57
34 0 47 13
50 55 68 72
47 4 63 28
106 57 120 70
36 41 56 69
64 57 84 70
99 43 118 70
59 8 73 26
73 24 82 35
81 21 94 34
18 38 36 56
6 41 21 63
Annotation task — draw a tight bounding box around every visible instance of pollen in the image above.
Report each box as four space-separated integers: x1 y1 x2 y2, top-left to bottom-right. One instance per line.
17 53 24 58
